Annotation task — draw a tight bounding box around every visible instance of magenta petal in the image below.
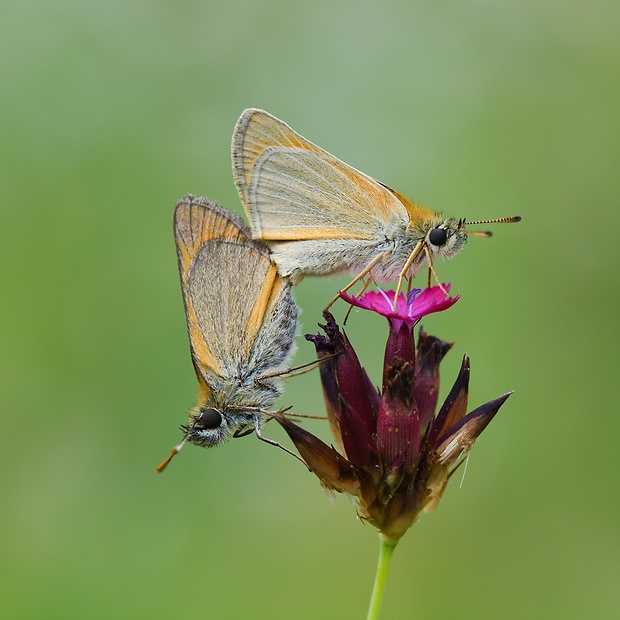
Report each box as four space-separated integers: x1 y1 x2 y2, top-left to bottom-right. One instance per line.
340 285 459 327
406 286 459 322
339 289 395 316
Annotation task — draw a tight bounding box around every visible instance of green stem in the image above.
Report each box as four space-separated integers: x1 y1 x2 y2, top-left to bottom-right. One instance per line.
366 534 398 620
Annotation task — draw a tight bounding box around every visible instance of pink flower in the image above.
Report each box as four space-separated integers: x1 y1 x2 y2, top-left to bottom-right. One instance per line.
340 285 459 332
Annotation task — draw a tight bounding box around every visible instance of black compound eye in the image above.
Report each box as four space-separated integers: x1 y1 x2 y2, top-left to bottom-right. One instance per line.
429 227 448 247
196 408 222 429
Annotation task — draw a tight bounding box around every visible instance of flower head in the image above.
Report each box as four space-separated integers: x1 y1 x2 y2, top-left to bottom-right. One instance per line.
340 285 459 331
278 288 511 543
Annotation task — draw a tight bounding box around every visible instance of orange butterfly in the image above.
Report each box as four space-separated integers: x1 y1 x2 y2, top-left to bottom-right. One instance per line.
232 109 520 305
157 195 299 472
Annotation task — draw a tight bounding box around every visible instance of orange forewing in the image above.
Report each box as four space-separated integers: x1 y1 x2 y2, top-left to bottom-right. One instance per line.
233 109 325 203
175 202 246 288
174 201 249 379
233 109 408 237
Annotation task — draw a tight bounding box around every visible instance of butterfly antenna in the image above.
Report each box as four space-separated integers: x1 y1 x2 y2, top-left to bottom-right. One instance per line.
464 215 521 225
156 432 191 473
458 215 521 236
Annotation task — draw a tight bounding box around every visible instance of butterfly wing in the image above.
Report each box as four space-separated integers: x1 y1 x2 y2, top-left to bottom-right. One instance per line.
174 195 298 396
232 109 410 242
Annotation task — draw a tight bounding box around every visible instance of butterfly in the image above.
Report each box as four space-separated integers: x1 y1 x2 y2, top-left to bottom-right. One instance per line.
157 195 299 472
232 108 520 306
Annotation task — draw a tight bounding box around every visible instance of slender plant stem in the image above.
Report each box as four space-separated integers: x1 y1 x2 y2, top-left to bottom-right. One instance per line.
366 534 398 620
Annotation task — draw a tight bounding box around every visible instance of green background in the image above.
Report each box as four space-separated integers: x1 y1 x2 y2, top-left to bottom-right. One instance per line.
2 1 618 618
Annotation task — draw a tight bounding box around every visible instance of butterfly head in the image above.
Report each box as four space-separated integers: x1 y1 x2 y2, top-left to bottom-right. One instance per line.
183 406 232 447
425 217 468 260
425 214 522 261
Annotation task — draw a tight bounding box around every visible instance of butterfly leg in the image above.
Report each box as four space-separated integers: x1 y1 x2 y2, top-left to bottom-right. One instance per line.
258 357 328 381
281 411 327 420
406 274 413 294
343 276 374 324
233 426 255 438
394 242 425 310
254 417 309 468
423 245 449 295
324 250 389 312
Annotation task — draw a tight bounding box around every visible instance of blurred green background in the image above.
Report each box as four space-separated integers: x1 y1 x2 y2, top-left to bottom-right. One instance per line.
2 1 619 618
